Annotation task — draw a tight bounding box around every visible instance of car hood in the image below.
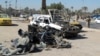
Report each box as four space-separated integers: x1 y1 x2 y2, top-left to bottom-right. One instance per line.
0 18 11 20
49 23 62 30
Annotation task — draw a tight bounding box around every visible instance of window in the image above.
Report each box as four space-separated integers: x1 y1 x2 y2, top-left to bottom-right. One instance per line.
44 19 49 24
37 17 44 23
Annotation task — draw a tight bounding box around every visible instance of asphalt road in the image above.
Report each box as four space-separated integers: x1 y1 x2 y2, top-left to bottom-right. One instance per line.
0 21 100 56
79 21 100 29
1 18 100 56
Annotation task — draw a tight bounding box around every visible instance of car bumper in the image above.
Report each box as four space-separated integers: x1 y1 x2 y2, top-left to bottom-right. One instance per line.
95 21 100 23
0 20 12 25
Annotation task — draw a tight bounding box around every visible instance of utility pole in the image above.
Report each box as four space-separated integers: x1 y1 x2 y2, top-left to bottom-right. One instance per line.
9 1 11 17
15 0 17 17
5 1 8 14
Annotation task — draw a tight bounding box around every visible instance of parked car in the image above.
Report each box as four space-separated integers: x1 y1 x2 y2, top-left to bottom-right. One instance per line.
95 17 100 23
91 14 100 20
0 14 12 25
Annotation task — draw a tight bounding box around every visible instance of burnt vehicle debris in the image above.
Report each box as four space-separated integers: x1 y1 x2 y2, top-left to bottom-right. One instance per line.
28 24 71 49
0 24 71 56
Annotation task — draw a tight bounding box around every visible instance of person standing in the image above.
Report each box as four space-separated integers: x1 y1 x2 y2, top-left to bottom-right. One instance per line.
86 16 91 28
28 16 33 22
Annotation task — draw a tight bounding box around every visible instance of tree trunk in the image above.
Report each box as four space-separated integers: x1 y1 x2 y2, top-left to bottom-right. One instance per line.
41 0 47 14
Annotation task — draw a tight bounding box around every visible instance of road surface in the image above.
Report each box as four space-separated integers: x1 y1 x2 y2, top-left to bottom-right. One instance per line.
79 20 100 29
0 20 100 56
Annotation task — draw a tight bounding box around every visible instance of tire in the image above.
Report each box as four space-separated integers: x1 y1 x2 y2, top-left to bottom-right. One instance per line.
17 45 25 54
25 43 33 53
75 25 82 30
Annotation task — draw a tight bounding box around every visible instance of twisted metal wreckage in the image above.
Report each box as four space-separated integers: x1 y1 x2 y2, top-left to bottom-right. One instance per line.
0 24 72 56
0 9 82 56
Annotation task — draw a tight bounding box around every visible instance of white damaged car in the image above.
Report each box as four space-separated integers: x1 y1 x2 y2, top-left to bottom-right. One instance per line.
29 14 80 38
30 14 62 30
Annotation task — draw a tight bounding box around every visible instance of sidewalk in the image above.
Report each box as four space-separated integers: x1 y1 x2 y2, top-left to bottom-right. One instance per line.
78 19 95 23
83 27 100 32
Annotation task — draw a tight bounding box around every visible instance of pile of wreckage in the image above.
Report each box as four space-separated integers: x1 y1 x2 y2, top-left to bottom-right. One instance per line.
0 25 72 56
0 9 82 56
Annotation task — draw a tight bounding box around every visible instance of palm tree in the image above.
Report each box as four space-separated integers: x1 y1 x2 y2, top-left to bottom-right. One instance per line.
0 5 2 11
82 6 88 13
77 9 82 15
0 5 2 13
0 5 1 9
5 1 8 13
71 6 74 12
96 8 100 14
70 6 74 16
81 6 88 17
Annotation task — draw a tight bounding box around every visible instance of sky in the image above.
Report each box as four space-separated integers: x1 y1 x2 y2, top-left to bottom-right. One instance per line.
0 0 100 12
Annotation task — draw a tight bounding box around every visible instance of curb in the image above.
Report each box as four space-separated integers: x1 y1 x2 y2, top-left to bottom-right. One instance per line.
83 27 100 32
